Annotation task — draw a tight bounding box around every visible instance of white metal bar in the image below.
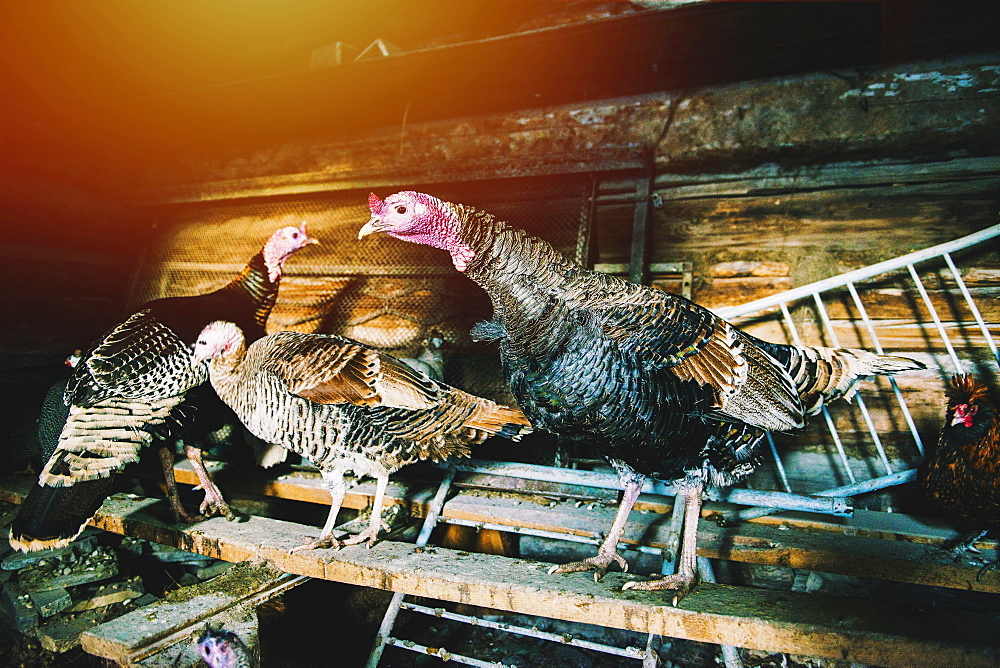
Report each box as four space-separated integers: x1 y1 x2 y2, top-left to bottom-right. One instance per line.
780 302 803 347
820 405 856 485
716 223 1000 319
439 517 663 556
811 293 893 475
845 282 925 455
368 468 457 668
448 460 852 515
907 263 964 372
816 468 918 497
766 432 793 493
737 469 919 520
401 602 647 660
943 252 1000 366
381 637 518 667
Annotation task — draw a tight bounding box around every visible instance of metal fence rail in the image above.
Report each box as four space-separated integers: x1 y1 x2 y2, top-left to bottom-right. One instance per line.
716 222 1000 508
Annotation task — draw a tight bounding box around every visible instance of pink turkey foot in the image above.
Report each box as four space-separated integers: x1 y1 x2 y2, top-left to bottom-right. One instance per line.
185 445 237 522
337 525 383 549
289 535 341 553
622 564 700 606
547 548 628 581
198 492 237 522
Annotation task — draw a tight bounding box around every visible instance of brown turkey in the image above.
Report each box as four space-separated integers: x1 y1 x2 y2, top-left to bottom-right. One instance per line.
918 374 1000 567
191 320 532 551
9 224 317 552
359 190 926 603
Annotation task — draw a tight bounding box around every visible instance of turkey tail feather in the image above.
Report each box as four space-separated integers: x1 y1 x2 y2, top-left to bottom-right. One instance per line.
791 346 925 414
8 477 114 552
39 396 182 487
460 398 533 440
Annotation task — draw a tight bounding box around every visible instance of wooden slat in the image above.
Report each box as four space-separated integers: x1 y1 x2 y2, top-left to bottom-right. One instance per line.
0 475 995 667
164 464 1000 594
80 561 304 665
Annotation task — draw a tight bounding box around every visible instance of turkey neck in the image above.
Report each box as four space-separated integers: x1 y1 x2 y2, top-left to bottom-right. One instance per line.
207 341 248 403
220 252 279 329
460 207 593 321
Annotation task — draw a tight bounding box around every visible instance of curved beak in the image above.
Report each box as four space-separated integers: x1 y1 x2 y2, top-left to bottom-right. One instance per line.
358 216 385 240
299 221 321 246
191 343 211 369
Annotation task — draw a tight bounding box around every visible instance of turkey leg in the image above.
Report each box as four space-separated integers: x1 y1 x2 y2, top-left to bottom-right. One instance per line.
547 471 643 580
623 479 704 605
157 445 203 524
183 445 237 521
338 470 390 548
291 469 348 552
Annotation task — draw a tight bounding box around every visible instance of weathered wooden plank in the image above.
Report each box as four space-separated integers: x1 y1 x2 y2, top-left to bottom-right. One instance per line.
1 476 995 667
162 464 998 594
137 54 1000 202
80 561 304 665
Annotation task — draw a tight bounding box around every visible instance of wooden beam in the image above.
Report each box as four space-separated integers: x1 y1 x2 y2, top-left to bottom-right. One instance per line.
0 476 995 667
136 55 1000 203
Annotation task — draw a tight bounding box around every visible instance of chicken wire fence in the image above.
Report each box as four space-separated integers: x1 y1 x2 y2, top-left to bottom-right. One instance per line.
127 175 594 422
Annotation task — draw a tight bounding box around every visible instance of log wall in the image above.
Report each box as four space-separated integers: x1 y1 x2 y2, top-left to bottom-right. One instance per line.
4 49 999 493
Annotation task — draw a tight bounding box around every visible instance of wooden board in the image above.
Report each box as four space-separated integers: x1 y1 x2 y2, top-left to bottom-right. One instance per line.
80 561 305 665
0 475 996 667
99 465 1000 593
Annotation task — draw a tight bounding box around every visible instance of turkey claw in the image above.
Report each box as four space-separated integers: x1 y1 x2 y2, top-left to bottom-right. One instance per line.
289 535 340 553
200 499 238 522
338 527 381 549
622 572 700 606
171 508 205 525
547 552 628 581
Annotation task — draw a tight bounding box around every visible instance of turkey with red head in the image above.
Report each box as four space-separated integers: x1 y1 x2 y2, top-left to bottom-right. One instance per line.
10 224 317 552
359 190 926 603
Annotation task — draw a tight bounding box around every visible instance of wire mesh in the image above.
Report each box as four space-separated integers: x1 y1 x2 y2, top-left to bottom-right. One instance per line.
129 175 593 415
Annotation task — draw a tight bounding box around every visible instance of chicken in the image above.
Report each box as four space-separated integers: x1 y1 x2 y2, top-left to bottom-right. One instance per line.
191 320 532 551
918 374 1000 566
9 224 317 552
358 190 925 603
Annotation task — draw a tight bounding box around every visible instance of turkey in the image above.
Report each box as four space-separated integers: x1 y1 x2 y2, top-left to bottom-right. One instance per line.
358 190 926 603
9 223 317 552
918 375 1000 568
198 625 255 668
191 320 532 551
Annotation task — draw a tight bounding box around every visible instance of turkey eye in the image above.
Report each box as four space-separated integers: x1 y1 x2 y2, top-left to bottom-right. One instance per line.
395 206 407 214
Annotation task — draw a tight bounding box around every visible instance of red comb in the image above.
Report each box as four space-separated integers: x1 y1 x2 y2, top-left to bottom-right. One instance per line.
368 193 384 214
